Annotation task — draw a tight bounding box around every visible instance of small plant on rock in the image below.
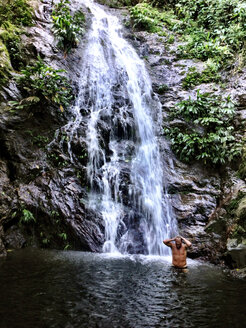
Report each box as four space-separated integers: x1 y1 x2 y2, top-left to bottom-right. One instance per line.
14 56 74 111
52 0 85 54
182 61 221 89
20 209 36 224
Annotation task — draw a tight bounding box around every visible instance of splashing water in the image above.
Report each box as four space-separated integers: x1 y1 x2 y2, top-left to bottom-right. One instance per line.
65 0 178 255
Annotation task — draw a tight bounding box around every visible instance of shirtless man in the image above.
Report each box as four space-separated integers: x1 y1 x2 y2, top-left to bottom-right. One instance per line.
163 236 192 268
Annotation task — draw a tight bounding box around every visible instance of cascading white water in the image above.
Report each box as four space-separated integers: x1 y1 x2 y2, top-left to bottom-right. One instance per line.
65 0 177 255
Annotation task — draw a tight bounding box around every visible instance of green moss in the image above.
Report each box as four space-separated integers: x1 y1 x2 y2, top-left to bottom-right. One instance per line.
236 196 246 222
224 193 246 243
0 39 13 86
0 0 33 27
0 23 24 70
227 192 246 215
0 0 34 88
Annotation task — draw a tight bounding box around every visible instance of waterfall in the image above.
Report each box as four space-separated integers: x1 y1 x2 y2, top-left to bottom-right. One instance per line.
66 0 177 255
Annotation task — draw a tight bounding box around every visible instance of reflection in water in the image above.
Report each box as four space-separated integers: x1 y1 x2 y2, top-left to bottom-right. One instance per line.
0 249 246 328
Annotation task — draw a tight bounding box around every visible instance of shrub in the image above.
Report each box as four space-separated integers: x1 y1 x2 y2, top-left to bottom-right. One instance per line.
15 56 74 110
52 0 85 54
164 91 242 164
130 3 162 32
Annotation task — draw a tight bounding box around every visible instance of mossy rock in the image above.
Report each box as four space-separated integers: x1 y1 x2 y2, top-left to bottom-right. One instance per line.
205 218 227 235
236 196 246 221
0 0 34 27
0 39 12 85
0 26 24 70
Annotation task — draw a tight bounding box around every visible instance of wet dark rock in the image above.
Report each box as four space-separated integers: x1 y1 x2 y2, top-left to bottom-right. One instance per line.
238 94 246 107
226 239 246 269
5 226 26 249
0 226 7 258
0 0 104 255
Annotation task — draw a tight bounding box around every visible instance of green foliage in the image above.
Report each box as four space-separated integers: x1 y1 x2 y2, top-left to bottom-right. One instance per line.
175 0 246 34
164 91 242 165
20 209 36 224
177 28 232 63
182 61 221 89
0 0 33 27
174 0 246 65
52 0 85 54
140 0 246 69
130 3 162 32
15 56 74 110
8 96 40 110
129 3 177 33
64 244 71 250
32 135 50 148
47 152 69 168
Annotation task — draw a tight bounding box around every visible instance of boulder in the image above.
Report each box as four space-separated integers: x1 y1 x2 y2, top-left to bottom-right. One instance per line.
227 238 246 268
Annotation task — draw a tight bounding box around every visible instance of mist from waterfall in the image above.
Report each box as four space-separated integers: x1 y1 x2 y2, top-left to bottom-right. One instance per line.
65 0 178 255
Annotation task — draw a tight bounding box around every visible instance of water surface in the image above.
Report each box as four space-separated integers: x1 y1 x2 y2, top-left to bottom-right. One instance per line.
0 249 245 328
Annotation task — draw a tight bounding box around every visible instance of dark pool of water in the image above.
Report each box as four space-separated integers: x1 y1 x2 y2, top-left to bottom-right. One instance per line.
0 249 245 328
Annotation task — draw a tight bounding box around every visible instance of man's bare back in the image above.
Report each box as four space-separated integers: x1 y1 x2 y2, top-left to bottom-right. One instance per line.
163 236 192 268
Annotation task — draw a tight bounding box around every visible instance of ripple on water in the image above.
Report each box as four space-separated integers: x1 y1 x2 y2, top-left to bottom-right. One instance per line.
0 249 246 328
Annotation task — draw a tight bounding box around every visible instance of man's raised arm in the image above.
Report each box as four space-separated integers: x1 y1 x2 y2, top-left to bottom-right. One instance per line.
163 237 175 247
180 236 192 248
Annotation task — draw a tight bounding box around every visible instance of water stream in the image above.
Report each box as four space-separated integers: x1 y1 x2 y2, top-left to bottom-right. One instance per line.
64 0 177 255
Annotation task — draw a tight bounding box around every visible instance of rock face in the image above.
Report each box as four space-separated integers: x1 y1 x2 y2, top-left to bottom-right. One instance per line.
0 0 104 255
0 0 245 271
